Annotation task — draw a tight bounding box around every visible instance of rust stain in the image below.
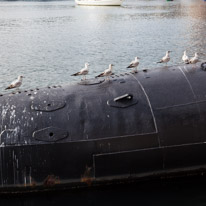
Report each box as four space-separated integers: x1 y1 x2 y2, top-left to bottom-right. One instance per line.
43 175 60 186
30 178 37 187
81 165 94 186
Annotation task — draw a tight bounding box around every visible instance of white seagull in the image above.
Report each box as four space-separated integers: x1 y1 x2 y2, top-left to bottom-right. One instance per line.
127 57 140 72
5 75 24 90
182 51 189 64
71 62 89 80
96 64 114 80
188 52 199 64
157 51 171 66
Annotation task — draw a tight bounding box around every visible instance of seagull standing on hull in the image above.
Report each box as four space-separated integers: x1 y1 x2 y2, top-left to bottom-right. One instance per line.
182 51 189 64
127 57 140 72
157 51 171 66
5 75 24 90
71 63 89 80
96 64 114 80
188 53 199 64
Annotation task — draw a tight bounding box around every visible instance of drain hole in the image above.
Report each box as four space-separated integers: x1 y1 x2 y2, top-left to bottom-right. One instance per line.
49 132 54 137
47 104 51 107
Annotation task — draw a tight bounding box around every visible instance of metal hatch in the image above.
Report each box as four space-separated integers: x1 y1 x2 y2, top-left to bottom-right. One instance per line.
33 127 68 142
31 100 66 112
107 93 138 108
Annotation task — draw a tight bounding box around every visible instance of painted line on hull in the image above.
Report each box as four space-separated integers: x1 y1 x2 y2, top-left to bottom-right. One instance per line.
178 66 201 117
130 74 158 133
178 67 196 99
155 99 206 110
94 140 206 157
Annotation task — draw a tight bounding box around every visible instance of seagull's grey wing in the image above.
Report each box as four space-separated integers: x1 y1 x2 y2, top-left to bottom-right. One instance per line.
127 60 136 68
96 72 104 78
80 67 89 75
71 71 81 76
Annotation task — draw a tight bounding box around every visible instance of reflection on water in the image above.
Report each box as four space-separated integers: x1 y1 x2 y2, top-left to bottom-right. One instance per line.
0 0 205 92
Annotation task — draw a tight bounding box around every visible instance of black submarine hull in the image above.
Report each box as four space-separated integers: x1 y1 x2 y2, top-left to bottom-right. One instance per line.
1 63 206 193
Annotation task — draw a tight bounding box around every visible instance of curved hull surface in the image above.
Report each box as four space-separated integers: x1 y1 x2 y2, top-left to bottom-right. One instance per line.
0 63 206 193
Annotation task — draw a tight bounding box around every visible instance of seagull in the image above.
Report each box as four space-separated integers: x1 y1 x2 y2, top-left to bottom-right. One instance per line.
5 75 24 90
157 51 171 66
71 63 89 80
96 64 114 80
188 52 199 64
182 51 189 64
127 57 140 72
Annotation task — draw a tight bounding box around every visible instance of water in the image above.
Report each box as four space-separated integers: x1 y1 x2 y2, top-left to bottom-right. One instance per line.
0 0 206 92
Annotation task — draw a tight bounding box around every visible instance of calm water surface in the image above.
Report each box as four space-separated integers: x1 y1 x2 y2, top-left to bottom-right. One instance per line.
0 0 206 92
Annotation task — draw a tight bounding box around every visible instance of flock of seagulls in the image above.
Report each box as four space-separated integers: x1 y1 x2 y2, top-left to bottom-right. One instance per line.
70 51 202 80
4 51 203 90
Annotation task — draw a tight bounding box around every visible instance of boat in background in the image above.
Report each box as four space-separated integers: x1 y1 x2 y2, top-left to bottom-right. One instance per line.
75 0 124 6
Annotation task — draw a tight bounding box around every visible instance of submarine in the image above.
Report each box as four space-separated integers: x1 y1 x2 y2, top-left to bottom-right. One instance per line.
0 62 206 194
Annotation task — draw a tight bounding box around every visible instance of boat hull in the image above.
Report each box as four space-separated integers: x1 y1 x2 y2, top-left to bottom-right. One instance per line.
1 63 206 193
75 0 123 6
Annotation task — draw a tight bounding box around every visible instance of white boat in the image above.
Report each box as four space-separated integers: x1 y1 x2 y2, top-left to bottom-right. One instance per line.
75 0 124 6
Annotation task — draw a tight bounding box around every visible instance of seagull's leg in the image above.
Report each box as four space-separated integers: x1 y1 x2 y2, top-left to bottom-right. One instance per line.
135 67 138 72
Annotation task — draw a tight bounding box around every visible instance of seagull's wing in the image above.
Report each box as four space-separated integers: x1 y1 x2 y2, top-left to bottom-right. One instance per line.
189 57 195 63
183 55 189 63
71 71 81 76
80 67 89 75
96 72 105 78
104 68 112 76
157 59 164 63
5 79 21 90
10 79 18 86
5 84 15 90
127 60 136 68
